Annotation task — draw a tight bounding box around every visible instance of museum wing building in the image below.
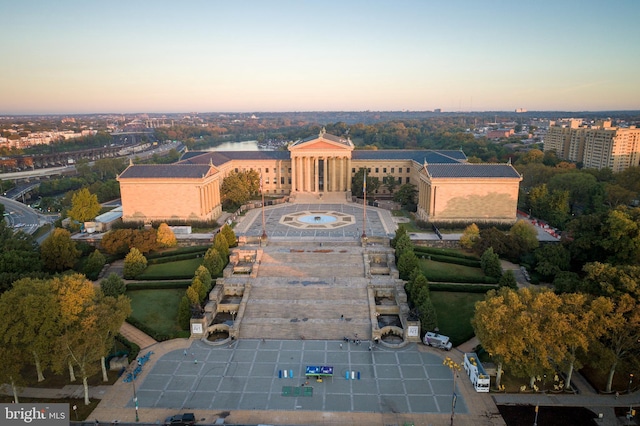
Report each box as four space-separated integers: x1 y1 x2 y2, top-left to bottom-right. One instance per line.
117 131 522 224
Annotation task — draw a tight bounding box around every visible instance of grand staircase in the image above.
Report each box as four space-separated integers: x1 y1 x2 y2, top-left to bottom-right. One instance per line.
235 246 374 340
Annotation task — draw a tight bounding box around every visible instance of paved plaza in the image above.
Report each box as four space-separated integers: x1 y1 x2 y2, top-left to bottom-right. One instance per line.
130 339 467 415
234 203 396 239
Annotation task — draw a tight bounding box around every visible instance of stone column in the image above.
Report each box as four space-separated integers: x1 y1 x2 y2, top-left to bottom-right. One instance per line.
306 157 311 192
339 156 344 192
323 157 328 193
314 157 319 192
346 157 352 192
291 155 296 192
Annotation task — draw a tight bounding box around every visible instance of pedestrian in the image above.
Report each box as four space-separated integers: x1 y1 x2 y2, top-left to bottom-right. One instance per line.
339 343 343 349
183 349 187 356
615 391 619 399
194 359 198 364
340 314 344 320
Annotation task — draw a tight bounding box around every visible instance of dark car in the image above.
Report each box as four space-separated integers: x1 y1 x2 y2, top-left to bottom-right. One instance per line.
164 413 196 426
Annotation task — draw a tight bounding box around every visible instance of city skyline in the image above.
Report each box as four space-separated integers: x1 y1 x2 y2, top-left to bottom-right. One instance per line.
1 0 639 115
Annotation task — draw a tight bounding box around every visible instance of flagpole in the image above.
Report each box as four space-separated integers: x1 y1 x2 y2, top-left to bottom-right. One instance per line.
261 172 267 241
362 168 367 239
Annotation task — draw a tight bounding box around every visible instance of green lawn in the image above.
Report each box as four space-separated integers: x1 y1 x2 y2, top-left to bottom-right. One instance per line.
127 288 185 336
430 291 485 346
420 258 486 282
138 257 203 279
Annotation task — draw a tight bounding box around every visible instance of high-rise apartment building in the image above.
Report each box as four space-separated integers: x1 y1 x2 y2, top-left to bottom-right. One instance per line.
544 120 640 172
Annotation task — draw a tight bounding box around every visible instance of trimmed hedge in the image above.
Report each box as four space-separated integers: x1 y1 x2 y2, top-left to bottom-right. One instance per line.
429 283 498 293
417 253 481 268
422 269 498 284
414 246 479 261
126 280 191 290
147 252 205 265
146 246 209 260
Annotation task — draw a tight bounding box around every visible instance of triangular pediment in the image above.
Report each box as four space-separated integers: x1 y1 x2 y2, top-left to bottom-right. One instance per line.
289 133 354 153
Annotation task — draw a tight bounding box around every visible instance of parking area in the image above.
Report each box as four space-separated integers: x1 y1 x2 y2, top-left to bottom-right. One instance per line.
130 339 467 415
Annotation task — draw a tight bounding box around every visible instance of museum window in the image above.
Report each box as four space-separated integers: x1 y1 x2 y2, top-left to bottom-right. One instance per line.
288 177 291 184
406 168 410 173
266 168 269 173
281 177 285 184
391 167 395 173
383 168 387 173
235 168 239 173
406 177 410 183
266 178 270 184
288 168 291 173
375 168 379 173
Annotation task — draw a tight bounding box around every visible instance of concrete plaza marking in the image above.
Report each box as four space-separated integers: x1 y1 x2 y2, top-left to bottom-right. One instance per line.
127 339 467 415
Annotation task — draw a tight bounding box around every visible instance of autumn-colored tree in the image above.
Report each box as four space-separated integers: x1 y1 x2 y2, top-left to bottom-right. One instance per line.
50 274 99 405
191 277 207 303
459 223 480 249
40 228 81 272
156 223 177 248
68 188 101 222
590 293 640 392
123 247 147 279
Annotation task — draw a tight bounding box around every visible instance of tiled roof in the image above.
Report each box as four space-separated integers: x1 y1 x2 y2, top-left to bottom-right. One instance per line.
118 164 214 179
425 163 522 179
353 150 467 164
178 151 290 167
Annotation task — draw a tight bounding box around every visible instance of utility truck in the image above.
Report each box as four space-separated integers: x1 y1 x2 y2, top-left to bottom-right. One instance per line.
423 331 452 350
464 353 490 392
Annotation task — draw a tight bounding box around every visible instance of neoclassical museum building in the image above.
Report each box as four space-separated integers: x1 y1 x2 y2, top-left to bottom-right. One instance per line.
117 130 522 224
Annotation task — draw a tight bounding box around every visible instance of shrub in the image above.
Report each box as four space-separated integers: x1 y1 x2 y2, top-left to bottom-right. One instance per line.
123 248 147 279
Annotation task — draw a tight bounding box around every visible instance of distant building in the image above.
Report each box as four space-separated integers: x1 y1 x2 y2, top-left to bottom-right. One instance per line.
544 120 640 172
515 108 527 113
487 129 515 139
117 131 522 224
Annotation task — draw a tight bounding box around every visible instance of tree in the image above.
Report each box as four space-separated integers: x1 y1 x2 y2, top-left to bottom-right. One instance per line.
177 295 191 330
68 188 101 223
94 293 131 382
220 170 259 210
590 294 640 392
498 270 517 289
213 232 230 261
194 265 213 294
40 228 81 272
220 224 237 248
418 294 438 332
475 227 509 256
383 174 398 194
459 223 480 250
394 231 413 259
50 274 100 405
393 183 418 208
390 224 407 249
397 250 419 280
84 249 106 280
191 277 207 303
508 220 539 257
100 273 126 297
203 247 224 277
123 247 147 279
351 167 380 197
156 223 177 248
0 278 60 383
0 219 42 291
472 287 523 390
534 243 570 282
480 247 502 279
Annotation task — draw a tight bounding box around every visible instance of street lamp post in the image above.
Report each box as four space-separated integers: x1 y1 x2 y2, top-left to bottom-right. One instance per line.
129 364 139 422
628 374 634 426
443 356 461 426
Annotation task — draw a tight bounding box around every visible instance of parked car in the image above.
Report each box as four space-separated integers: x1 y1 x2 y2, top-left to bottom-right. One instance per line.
164 413 196 426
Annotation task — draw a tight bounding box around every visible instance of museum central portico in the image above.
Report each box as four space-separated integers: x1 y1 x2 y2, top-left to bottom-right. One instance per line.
289 129 353 194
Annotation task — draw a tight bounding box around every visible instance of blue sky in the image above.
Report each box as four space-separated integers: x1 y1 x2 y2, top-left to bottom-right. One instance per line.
1 0 639 114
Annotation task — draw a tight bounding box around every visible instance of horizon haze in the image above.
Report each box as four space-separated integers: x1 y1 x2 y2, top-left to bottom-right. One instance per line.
1 0 639 115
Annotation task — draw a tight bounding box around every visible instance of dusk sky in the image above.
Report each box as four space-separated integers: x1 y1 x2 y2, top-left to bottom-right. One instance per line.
1 0 639 114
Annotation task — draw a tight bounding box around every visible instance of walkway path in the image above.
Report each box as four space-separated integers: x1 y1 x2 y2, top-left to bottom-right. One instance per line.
119 322 157 349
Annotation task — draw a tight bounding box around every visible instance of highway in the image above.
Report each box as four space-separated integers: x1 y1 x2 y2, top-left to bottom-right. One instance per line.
1 196 56 240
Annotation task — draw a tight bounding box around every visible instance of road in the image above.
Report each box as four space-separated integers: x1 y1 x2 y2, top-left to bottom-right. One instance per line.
0 196 57 240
